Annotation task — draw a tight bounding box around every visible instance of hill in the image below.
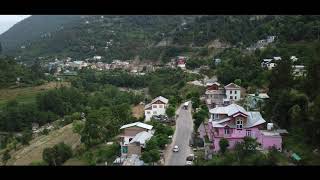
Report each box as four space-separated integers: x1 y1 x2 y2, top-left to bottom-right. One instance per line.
1 15 320 63
0 15 82 53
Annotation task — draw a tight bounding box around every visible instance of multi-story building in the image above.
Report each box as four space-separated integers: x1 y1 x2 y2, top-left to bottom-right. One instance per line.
198 104 282 153
144 96 169 121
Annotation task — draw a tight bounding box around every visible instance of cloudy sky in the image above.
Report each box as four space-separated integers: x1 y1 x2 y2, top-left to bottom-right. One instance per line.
0 15 31 35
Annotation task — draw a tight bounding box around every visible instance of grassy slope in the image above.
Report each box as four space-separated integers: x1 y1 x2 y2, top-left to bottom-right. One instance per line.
0 81 70 108
6 123 80 165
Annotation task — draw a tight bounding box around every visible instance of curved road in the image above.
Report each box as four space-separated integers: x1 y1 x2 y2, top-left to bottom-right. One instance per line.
165 102 193 166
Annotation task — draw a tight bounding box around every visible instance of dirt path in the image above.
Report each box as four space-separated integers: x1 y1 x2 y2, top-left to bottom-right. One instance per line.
7 123 80 165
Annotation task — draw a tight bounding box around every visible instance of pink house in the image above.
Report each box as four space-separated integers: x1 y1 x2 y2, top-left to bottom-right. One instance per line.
199 103 282 152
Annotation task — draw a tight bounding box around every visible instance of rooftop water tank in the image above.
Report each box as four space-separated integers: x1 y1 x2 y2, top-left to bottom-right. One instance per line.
267 123 274 130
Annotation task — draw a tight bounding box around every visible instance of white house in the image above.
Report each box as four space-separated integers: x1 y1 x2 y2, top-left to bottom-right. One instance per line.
93 56 102 60
292 65 306 77
224 83 241 103
273 56 282 61
267 63 276 70
144 96 169 121
290 56 298 62
267 36 276 43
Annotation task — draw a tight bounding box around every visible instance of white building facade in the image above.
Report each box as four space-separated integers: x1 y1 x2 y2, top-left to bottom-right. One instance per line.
144 96 169 121
224 83 241 102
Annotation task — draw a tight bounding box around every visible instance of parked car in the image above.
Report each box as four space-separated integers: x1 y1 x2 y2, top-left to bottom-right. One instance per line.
152 115 168 122
173 145 179 152
186 154 195 161
186 161 193 166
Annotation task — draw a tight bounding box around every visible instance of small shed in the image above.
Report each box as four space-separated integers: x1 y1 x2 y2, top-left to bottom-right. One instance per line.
291 153 301 161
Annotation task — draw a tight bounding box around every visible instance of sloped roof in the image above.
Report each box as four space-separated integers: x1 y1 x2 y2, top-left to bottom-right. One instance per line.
224 83 241 89
209 104 248 116
120 122 153 130
144 96 169 109
246 112 266 128
130 131 153 144
248 93 269 99
206 82 221 87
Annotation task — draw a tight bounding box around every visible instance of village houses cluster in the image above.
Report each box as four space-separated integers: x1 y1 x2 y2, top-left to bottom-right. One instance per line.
261 55 306 77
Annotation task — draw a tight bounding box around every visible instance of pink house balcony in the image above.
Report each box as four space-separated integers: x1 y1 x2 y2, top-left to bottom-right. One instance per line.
213 129 256 139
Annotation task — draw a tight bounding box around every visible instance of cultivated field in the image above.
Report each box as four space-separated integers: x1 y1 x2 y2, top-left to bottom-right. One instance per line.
6 123 80 165
0 81 70 107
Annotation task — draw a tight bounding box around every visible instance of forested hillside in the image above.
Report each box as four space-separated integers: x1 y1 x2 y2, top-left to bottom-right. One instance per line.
2 15 320 64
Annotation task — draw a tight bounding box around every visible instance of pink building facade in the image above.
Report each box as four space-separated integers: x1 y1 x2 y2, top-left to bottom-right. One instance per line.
198 104 282 152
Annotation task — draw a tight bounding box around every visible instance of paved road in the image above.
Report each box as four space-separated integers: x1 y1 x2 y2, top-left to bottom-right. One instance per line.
165 102 193 166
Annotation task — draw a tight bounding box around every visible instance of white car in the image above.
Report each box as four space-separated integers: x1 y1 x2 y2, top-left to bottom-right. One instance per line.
173 145 179 152
186 161 193 166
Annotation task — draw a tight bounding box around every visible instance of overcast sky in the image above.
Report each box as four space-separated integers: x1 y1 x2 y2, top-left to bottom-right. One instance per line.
0 15 31 35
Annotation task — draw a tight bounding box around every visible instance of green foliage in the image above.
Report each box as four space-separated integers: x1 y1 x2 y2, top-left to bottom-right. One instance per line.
154 134 169 149
30 160 48 166
37 87 86 117
0 57 46 88
72 120 85 134
219 138 229 154
42 142 73 166
166 106 176 118
191 97 200 109
141 149 160 165
144 137 159 152
148 121 174 137
80 144 120 165
2 150 11 164
216 51 266 88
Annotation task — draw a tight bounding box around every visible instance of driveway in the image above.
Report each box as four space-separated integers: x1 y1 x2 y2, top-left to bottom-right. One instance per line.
165 101 193 165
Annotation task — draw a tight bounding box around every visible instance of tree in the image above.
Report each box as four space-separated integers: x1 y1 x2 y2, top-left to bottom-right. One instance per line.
155 134 169 149
141 149 160 165
191 97 200 109
234 79 242 86
42 142 72 166
219 138 229 154
20 130 33 145
166 106 175 118
144 137 159 151
43 147 57 166
2 150 11 165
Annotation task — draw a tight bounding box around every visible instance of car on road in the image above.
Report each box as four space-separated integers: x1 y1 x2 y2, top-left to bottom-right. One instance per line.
186 154 195 161
186 161 193 166
173 145 179 152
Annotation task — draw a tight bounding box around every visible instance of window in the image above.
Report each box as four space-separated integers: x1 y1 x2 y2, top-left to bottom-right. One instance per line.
147 111 151 114
246 130 252 137
159 105 163 108
153 111 157 115
236 120 243 129
153 105 157 108
214 114 219 120
230 96 233 100
230 90 232 94
235 91 237 94
224 128 230 135
235 96 237 100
